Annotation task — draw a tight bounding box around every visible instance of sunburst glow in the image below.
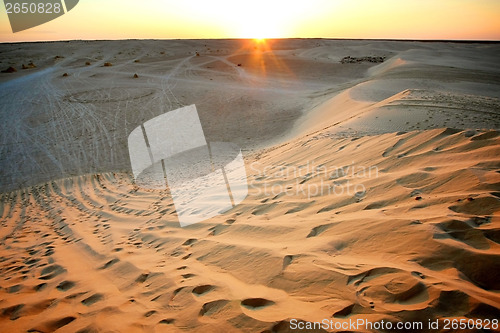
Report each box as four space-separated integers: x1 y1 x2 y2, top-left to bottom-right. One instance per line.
1 0 499 42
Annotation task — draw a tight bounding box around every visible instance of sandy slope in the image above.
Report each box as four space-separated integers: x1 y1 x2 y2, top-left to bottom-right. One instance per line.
1 40 500 332
2 39 498 193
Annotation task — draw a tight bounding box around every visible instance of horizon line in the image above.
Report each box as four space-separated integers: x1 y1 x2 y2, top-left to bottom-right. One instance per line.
2 37 500 45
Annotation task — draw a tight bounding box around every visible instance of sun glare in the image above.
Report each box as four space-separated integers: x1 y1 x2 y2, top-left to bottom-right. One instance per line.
221 0 293 39
238 21 282 39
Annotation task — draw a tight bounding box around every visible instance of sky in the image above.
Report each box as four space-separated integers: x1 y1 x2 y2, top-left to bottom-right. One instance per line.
1 0 500 42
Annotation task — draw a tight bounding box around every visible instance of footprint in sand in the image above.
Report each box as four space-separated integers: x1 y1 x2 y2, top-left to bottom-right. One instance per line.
30 316 76 332
285 201 315 214
6 284 23 293
282 255 294 270
181 273 196 279
199 300 230 316
99 258 119 269
306 223 335 238
332 303 356 318
241 298 275 309
1 303 24 320
144 310 157 317
135 273 150 283
39 264 66 280
182 238 197 246
192 284 214 296
34 283 47 292
56 281 75 292
81 293 104 306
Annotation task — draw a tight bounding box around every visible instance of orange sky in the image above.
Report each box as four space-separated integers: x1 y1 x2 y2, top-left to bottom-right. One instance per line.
1 0 500 42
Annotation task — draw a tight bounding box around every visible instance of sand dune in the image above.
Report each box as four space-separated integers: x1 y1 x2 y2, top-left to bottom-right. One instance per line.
1 39 500 332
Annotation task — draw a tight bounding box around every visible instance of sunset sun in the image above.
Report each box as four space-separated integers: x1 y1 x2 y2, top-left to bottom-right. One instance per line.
237 19 283 39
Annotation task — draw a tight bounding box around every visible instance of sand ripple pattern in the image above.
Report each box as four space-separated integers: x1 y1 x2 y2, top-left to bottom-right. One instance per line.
1 128 499 332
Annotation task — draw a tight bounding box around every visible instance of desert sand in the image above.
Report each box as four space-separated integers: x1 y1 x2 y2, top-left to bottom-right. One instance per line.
0 39 499 332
